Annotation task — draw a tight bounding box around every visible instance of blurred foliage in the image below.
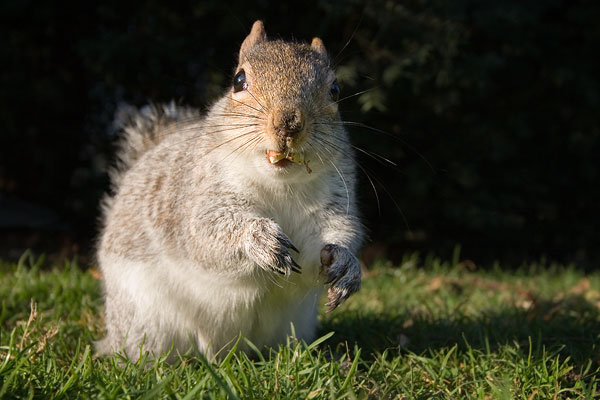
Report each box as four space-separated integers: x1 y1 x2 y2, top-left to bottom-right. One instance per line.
1 0 599 266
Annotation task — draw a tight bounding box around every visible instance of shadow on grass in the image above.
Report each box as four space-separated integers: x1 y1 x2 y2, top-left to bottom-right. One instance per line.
319 293 600 367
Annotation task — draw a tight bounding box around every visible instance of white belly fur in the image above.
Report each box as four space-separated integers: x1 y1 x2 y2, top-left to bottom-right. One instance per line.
101 252 322 358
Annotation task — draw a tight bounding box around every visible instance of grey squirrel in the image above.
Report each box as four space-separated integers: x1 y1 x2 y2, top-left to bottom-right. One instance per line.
97 20 363 360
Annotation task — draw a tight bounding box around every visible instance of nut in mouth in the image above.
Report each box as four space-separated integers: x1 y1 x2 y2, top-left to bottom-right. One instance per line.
266 150 312 173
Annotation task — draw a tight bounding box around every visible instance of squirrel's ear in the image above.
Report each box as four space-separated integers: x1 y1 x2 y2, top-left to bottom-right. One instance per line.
311 37 327 56
239 20 267 64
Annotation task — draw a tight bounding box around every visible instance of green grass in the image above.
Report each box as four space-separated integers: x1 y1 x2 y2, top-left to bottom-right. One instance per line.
1 251 599 399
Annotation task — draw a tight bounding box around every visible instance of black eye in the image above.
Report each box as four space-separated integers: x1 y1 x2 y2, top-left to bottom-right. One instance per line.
330 79 340 101
233 69 247 93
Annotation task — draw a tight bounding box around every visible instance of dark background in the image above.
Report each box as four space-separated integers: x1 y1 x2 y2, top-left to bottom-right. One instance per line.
1 0 599 268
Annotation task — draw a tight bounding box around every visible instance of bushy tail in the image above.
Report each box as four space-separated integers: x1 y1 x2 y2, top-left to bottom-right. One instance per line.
109 102 199 190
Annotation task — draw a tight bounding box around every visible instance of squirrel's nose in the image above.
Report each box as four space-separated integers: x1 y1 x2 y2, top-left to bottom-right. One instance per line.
273 108 304 137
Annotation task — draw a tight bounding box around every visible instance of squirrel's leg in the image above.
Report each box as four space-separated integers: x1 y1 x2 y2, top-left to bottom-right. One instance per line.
188 196 300 276
318 215 363 311
320 244 362 311
243 218 301 275
99 276 175 361
97 290 153 361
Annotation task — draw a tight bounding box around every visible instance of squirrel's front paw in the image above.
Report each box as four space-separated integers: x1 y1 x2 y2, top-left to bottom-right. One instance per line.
320 244 361 312
244 218 301 275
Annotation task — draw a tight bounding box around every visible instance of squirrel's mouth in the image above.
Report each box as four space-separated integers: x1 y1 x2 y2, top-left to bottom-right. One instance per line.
266 150 312 173
266 150 302 165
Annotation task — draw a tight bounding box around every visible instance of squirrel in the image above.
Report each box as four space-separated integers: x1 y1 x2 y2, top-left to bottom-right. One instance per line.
96 20 363 360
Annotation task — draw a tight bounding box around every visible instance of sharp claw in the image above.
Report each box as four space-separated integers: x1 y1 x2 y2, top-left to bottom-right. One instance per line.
325 273 337 285
325 299 338 313
290 263 301 273
278 234 299 253
326 286 349 312
288 243 299 253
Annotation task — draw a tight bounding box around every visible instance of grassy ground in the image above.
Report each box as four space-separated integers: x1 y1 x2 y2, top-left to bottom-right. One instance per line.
1 251 599 399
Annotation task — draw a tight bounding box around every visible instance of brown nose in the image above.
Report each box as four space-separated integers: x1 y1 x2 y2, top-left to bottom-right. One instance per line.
272 108 304 138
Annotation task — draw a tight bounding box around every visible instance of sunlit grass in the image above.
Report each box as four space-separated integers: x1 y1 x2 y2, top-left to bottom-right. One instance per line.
1 251 599 399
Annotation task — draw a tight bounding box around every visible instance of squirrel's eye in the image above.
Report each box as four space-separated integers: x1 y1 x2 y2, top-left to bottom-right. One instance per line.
233 69 247 93
330 80 340 101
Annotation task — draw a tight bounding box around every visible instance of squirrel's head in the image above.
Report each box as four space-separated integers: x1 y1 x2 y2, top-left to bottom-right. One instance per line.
215 20 347 184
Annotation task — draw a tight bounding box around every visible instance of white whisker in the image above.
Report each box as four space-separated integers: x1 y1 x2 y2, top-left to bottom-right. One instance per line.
329 160 350 215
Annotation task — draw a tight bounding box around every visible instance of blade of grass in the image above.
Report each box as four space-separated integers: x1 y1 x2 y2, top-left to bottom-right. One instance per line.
197 351 240 400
